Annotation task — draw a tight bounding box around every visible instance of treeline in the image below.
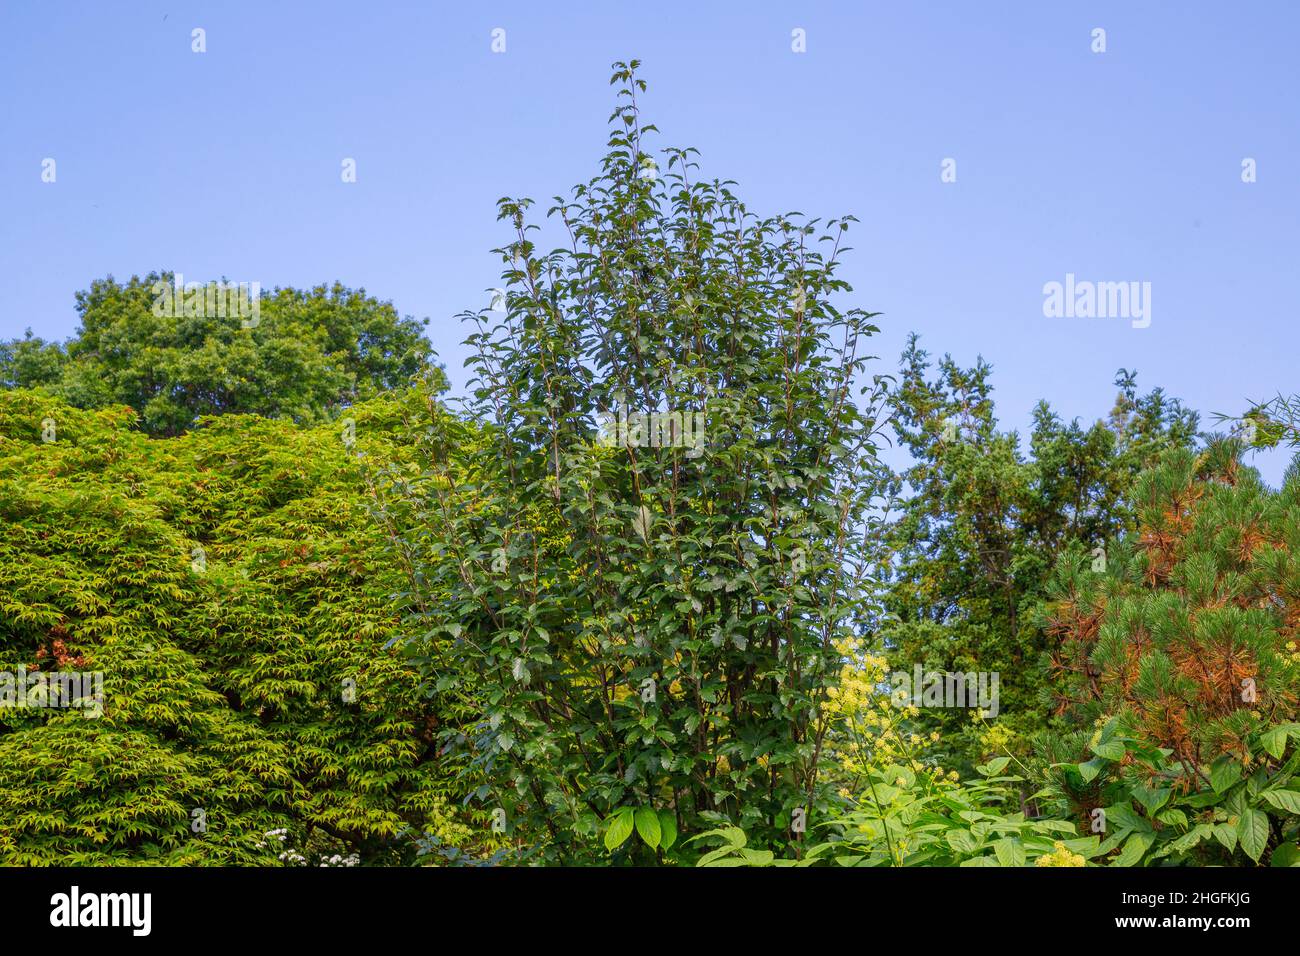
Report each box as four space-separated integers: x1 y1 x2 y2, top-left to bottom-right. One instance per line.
1 62 1297 867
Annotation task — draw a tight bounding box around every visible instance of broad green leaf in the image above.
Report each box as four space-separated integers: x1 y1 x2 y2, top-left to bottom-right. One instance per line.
1209 756 1242 795
1077 758 1105 783
634 806 661 849
1237 808 1269 862
1212 823 1238 852
992 837 1025 867
1260 726 1289 760
1112 831 1153 867
945 829 978 854
1091 738 1126 761
1261 788 1300 814
604 808 635 852
657 810 678 851
1155 808 1187 828
1271 843 1300 867
1131 783 1170 815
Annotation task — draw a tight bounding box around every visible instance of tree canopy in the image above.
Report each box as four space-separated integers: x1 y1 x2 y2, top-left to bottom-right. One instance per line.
0 273 440 436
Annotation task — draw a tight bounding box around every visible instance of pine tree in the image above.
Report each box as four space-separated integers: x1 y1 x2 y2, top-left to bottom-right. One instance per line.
1041 441 1300 864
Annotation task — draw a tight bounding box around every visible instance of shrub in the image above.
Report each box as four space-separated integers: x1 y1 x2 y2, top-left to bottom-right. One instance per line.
381 61 891 862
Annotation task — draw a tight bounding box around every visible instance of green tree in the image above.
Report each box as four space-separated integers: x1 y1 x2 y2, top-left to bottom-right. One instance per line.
377 61 891 862
0 273 440 436
0 331 67 389
881 337 1198 768
1040 441 1300 865
0 384 488 864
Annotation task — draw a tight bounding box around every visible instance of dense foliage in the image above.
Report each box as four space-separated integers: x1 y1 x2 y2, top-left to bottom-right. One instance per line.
0 274 437 436
1 62 1296 868
1038 441 1300 865
375 61 891 862
881 341 1198 768
0 385 489 864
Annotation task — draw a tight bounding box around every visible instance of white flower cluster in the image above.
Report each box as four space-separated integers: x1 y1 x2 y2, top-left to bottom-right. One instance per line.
253 829 359 866
253 827 290 850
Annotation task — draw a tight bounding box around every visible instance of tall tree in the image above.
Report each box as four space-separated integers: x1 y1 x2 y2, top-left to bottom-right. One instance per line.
376 61 891 861
881 336 1199 765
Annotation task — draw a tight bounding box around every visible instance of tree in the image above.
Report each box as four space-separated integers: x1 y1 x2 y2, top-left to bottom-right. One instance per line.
881 337 1198 768
0 331 67 389
377 61 891 862
1040 441 1300 864
0 384 489 864
0 273 440 436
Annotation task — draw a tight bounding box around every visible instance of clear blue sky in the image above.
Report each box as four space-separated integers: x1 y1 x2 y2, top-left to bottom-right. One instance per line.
2 1 1296 482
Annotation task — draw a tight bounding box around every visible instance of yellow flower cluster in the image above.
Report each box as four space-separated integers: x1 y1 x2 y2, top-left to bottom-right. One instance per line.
972 712 1018 761
824 637 934 779
1034 841 1086 867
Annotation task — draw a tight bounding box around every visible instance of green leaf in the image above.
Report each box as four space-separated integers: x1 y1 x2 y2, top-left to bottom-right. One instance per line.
945 829 978 854
1165 824 1213 856
1112 831 1153 867
604 808 635 852
1059 835 1103 858
1154 807 1187 828
632 505 653 541
1261 788 1300 814
634 806 661 849
1077 758 1106 783
1212 823 1237 852
1270 843 1300 867
1091 738 1126 761
657 810 678 851
1237 808 1269 862
1260 726 1289 759
992 837 1026 867
1131 783 1170 815
1209 756 1242 795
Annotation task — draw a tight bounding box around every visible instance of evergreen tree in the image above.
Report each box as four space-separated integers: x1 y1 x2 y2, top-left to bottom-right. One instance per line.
881 336 1198 767
1040 441 1300 864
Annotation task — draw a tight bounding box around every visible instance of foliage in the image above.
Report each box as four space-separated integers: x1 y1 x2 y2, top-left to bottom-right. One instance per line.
880 340 1198 767
378 61 892 863
2 59 1292 872
0 274 439 436
694 760 1090 867
0 385 486 864
1040 441 1300 865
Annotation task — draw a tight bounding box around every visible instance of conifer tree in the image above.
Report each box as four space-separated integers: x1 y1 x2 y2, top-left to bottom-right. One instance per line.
1041 441 1300 864
882 339 1197 767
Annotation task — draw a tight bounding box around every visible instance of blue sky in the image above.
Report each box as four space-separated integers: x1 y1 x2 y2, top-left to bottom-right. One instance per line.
2 1 1296 482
